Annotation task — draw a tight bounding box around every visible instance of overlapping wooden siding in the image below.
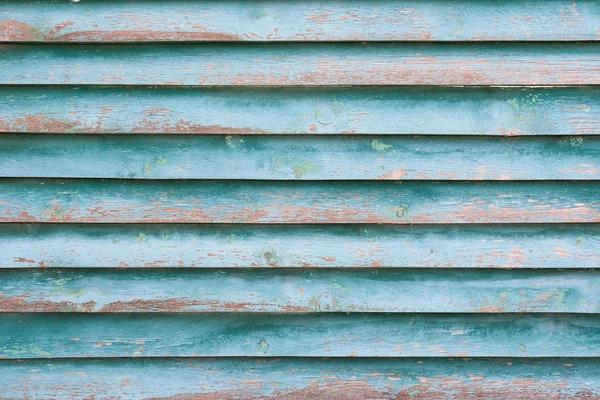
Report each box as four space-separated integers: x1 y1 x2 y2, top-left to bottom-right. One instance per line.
2 87 599 136
1 135 598 180
4 43 600 86
1 0 599 42
1 224 597 269
3 313 600 358
1 268 600 313
1 0 599 398
1 180 598 224
2 358 598 400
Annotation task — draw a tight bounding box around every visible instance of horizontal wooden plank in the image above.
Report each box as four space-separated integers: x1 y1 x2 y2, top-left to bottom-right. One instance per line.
1 180 598 224
2 269 598 313
2 135 598 181
2 358 599 399
3 224 598 269
2 0 600 43
3 43 600 86
1 313 598 358
2 87 599 136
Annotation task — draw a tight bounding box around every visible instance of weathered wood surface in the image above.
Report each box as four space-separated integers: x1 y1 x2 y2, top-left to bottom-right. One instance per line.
2 0 600 42
1 269 598 313
3 43 600 86
2 135 597 180
3 224 597 269
1 313 598 358
1 0 599 396
2 358 599 400
3 87 599 136
1 180 598 224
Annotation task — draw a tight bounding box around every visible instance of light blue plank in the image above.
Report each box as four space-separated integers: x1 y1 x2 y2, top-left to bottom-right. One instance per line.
1 135 597 180
2 0 600 42
2 224 596 269
2 358 599 399
2 43 600 85
2 87 598 136
1 180 598 224
1 313 599 358
1 269 598 313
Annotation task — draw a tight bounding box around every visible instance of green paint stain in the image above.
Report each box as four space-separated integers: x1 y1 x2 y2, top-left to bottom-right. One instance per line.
143 156 167 174
392 205 407 218
51 278 88 298
569 136 584 147
255 339 270 353
505 93 550 134
226 234 237 244
41 207 66 221
371 139 392 153
309 292 339 311
293 160 320 178
137 233 148 243
506 98 520 112
225 135 245 148
2 346 50 358
261 248 283 267
576 236 585 246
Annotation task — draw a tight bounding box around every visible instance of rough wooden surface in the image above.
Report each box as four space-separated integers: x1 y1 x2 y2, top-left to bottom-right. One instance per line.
2 224 597 269
1 313 599 358
2 0 600 395
1 269 598 313
2 358 599 399
3 43 600 86
1 180 598 224
2 134 597 180
3 87 599 136
2 0 600 42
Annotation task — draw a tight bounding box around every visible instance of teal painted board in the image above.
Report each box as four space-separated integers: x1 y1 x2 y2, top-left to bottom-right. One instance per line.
1 0 599 395
2 134 598 180
1 313 599 358
2 87 599 136
2 358 599 399
1 269 598 313
2 0 600 42
1 180 598 224
3 43 600 86
2 224 597 269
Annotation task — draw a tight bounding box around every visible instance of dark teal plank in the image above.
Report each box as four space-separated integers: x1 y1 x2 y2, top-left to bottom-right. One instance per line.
2 224 597 269
1 269 598 313
1 180 598 224
1 314 598 358
2 134 597 180
3 43 600 86
2 87 599 136
2 358 599 399
2 0 600 42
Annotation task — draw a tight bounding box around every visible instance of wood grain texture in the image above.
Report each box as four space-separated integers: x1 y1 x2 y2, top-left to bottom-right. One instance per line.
3 224 597 269
1 313 599 358
3 43 600 86
2 358 599 399
2 134 598 180
1 269 598 313
1 180 598 224
2 87 599 136
2 0 600 42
